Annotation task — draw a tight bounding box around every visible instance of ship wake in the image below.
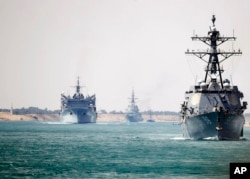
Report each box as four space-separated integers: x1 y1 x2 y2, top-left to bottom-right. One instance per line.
60 115 77 124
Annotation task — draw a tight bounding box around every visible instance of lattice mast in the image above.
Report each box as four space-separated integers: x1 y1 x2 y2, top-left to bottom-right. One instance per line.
185 15 242 88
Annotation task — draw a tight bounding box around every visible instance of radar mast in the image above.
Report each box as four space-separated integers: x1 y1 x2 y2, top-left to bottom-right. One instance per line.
185 15 242 88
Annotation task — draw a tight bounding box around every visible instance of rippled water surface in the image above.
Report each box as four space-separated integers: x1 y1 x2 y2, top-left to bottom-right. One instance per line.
1 121 250 178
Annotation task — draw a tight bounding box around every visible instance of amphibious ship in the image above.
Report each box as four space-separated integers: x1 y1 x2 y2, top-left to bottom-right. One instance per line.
125 90 143 122
180 15 247 140
60 77 97 123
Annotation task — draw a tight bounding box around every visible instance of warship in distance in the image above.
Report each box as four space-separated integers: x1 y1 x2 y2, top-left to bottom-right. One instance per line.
125 90 143 122
180 15 247 140
60 77 97 123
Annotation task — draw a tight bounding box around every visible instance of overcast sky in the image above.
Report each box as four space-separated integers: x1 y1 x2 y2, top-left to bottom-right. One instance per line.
0 0 250 112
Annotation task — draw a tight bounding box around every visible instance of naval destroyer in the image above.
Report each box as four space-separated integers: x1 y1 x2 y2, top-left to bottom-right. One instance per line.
125 90 143 122
180 15 247 140
60 77 97 123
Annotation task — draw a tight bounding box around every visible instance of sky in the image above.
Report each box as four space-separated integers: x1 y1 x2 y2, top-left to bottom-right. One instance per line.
0 0 250 112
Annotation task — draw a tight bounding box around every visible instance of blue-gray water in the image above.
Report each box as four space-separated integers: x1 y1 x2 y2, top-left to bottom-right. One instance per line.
1 121 250 178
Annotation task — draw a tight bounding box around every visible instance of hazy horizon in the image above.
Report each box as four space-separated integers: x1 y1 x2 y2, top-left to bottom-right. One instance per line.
1 0 250 113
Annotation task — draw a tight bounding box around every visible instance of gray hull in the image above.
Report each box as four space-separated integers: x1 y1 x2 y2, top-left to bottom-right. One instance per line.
60 108 97 124
182 112 244 140
125 113 143 122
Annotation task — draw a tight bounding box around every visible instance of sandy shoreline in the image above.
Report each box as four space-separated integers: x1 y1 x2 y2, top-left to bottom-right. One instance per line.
1 112 250 127
0 112 178 123
0 112 60 122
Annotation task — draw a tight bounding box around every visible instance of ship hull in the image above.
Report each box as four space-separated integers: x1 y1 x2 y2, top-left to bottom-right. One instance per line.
60 108 97 124
125 114 143 122
181 112 244 140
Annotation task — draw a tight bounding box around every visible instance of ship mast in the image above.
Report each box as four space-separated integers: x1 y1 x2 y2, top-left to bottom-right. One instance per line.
129 89 137 105
185 15 242 88
72 76 84 94
76 76 80 93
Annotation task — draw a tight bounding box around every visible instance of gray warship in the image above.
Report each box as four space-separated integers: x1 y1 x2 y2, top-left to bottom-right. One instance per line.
60 77 97 123
180 15 247 140
125 90 143 122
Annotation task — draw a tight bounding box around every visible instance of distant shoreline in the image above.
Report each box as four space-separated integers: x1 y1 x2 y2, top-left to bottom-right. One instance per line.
0 112 179 123
1 112 250 127
0 112 60 122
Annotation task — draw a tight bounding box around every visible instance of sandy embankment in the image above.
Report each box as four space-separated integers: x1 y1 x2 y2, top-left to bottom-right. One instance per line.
0 112 59 122
1 111 250 126
97 114 179 122
244 118 250 127
0 112 179 123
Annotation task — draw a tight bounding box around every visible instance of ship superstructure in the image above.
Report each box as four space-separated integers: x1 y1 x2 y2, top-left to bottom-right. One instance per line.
60 77 97 123
125 90 143 122
180 15 247 140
